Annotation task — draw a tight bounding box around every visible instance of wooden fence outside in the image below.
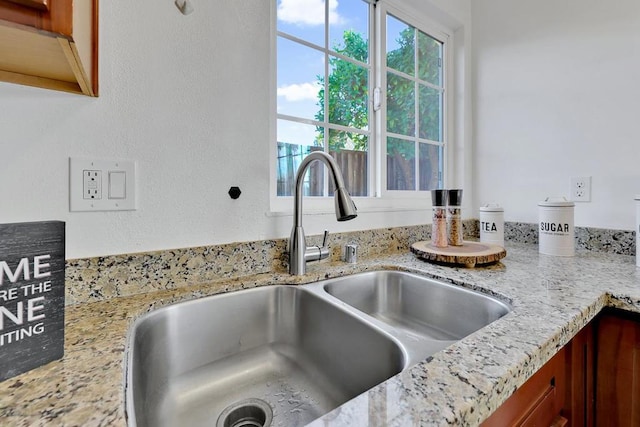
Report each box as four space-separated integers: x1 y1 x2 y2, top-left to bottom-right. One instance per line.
277 142 439 196
277 144 368 197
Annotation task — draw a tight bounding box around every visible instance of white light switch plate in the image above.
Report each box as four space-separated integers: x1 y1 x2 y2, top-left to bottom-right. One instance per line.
69 157 137 212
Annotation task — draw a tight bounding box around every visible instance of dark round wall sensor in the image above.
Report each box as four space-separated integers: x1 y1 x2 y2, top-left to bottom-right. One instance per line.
228 186 241 199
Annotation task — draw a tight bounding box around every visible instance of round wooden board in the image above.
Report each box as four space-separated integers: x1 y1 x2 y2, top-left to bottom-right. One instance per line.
410 241 506 267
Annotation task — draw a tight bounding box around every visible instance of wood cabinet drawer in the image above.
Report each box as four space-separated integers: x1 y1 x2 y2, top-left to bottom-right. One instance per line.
482 347 566 426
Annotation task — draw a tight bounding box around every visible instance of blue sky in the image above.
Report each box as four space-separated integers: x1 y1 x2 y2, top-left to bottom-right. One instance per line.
276 1 415 147
276 0 369 146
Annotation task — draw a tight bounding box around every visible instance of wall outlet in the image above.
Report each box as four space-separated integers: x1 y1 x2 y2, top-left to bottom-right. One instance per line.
70 157 137 212
83 170 102 200
571 176 591 202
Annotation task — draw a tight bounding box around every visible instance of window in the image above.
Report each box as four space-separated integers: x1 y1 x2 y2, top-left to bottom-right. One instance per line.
384 14 445 192
274 0 448 206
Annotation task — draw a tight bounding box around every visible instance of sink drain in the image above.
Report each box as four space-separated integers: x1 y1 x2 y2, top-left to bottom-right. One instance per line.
216 398 273 427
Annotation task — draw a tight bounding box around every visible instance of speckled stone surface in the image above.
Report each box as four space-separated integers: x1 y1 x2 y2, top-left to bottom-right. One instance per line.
505 221 635 255
63 239 289 305
63 223 447 306
2 235 640 426
574 226 635 255
63 221 635 306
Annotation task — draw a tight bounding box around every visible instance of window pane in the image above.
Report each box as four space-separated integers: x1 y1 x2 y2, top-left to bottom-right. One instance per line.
275 3 447 199
328 129 368 197
419 143 443 191
276 0 325 47
418 31 442 85
386 15 414 75
277 120 324 196
419 84 442 141
326 57 368 129
387 73 415 136
387 137 415 191
329 1 369 62
277 38 324 121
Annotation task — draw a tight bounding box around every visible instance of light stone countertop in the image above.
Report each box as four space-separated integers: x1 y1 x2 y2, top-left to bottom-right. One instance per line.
1 241 640 426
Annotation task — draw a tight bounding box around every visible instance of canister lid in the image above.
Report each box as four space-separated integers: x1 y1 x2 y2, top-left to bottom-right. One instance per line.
431 189 448 206
480 203 504 212
538 196 575 207
447 189 463 206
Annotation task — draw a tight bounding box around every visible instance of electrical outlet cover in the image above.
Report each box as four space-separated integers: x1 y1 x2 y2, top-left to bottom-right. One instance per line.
571 176 591 202
69 157 137 212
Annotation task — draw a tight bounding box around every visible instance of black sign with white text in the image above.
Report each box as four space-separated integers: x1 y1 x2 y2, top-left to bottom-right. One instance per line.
0 221 65 382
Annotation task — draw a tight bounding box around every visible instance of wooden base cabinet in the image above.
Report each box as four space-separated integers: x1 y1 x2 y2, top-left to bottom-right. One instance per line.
483 308 640 427
0 0 98 96
481 347 568 426
595 310 640 427
565 324 595 427
482 322 595 427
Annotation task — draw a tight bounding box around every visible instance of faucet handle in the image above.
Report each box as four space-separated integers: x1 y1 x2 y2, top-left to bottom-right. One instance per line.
321 230 330 248
303 230 331 263
317 230 330 261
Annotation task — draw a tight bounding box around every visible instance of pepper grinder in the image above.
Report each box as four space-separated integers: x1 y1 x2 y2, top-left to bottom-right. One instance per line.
447 189 463 246
431 189 448 248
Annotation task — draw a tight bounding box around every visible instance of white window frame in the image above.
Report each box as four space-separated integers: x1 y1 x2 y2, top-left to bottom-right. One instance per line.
378 2 450 199
269 0 455 215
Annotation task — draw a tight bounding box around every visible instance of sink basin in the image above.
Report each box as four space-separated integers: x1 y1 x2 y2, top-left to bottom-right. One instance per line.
126 286 406 427
322 271 511 363
126 270 511 427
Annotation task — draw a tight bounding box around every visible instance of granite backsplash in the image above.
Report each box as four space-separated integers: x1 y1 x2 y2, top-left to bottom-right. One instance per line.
505 221 635 255
64 220 636 306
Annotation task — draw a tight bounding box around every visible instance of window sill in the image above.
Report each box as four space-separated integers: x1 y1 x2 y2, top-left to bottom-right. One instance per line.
267 196 431 218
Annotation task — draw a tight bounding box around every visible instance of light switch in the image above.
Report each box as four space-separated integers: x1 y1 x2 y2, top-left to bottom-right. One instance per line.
109 171 126 199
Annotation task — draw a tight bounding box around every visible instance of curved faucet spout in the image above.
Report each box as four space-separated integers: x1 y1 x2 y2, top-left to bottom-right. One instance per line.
293 152 357 227
289 151 357 275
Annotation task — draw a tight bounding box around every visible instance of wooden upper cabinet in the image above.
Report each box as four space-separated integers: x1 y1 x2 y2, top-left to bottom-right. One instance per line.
0 0 98 96
5 0 49 12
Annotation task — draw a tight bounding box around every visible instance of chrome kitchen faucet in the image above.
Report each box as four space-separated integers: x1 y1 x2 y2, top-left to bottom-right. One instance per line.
288 152 357 275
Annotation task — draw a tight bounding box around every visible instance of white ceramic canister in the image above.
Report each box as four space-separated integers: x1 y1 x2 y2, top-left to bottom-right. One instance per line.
636 195 640 267
538 197 575 256
479 203 504 247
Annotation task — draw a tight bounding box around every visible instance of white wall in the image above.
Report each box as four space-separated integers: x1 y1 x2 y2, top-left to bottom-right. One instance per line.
0 0 471 259
472 0 640 230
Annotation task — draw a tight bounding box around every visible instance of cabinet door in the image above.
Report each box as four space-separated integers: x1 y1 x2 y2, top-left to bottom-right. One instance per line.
596 312 640 427
565 323 595 427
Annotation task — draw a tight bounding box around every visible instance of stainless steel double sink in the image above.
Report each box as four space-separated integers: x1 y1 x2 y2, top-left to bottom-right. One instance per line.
125 270 511 427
